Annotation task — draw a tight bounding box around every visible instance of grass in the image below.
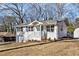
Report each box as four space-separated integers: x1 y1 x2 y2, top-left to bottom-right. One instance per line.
0 39 79 56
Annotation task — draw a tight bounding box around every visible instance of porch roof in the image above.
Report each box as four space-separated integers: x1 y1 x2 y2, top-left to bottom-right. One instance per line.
28 20 43 26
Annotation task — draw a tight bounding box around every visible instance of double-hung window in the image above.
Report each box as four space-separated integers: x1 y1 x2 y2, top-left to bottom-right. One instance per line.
51 25 54 32
28 27 33 31
46 25 54 32
46 25 50 32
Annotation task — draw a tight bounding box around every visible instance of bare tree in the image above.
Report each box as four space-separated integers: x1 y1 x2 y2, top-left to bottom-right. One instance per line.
28 3 55 21
28 3 44 21
54 3 67 20
54 3 79 21
0 3 77 23
3 16 16 32
1 3 27 24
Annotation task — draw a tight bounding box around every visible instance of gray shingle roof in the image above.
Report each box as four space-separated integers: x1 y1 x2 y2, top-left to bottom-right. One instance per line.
40 20 57 25
15 20 65 27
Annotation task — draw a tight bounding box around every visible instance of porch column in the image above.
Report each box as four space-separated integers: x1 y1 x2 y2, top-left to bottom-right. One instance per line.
29 27 31 31
16 27 17 32
54 25 58 39
16 27 18 42
50 25 51 32
40 25 42 40
40 25 41 31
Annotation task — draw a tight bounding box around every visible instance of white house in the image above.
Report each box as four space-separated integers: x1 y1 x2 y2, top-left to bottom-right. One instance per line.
74 28 79 38
15 20 67 42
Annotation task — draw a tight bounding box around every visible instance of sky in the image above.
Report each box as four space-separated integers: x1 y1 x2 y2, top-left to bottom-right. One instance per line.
63 3 79 21
0 3 79 23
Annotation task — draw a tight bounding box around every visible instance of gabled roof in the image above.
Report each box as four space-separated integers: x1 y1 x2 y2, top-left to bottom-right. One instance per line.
28 20 43 26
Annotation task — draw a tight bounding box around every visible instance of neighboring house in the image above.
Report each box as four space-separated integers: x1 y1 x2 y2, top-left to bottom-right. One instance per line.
73 22 79 38
15 20 67 42
0 32 16 42
74 28 79 38
0 24 4 32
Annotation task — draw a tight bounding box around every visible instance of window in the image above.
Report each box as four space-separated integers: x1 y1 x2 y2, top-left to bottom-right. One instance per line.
61 25 63 31
51 25 54 32
28 26 33 31
41 26 43 31
17 27 23 32
26 26 29 31
46 25 54 32
61 28 63 31
36 26 40 31
31 27 33 31
35 26 43 31
46 25 50 31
